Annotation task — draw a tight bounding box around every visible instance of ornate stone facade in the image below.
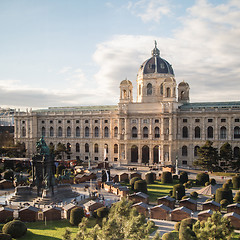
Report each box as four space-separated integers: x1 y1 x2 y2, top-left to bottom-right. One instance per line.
14 43 240 167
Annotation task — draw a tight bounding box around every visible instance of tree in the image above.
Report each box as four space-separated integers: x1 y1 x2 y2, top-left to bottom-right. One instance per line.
220 142 233 171
62 228 72 240
68 198 154 240
193 211 234 240
55 143 67 160
193 141 219 172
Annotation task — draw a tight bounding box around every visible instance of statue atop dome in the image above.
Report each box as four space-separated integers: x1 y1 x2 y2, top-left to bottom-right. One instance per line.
151 40 160 57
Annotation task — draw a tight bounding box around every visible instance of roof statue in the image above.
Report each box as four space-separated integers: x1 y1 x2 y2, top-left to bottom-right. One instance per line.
151 40 160 57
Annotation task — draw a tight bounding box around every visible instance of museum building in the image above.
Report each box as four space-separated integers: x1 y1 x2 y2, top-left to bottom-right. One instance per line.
14 43 240 167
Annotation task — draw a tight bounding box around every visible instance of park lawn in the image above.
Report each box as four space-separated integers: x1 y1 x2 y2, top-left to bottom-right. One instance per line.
18 220 78 240
147 180 174 203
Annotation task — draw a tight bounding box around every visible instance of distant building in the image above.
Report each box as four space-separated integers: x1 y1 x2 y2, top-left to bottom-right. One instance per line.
14 43 240 167
0 108 15 126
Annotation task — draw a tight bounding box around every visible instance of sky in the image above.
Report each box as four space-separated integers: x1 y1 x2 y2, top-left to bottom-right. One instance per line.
0 0 240 110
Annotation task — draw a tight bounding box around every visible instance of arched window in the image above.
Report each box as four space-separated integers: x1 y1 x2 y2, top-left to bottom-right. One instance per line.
154 127 160 138
104 127 109 138
143 127 148 138
67 142 71 152
153 145 159 163
220 126 227 139
114 144 118 154
142 145 149 164
67 127 71 137
58 127 62 137
160 84 163 95
76 127 80 137
131 145 138 163
182 145 188 156
234 126 240 139
76 143 80 152
194 146 200 157
166 87 171 97
50 127 54 137
85 127 89 138
234 147 240 159
22 127 26 137
147 83 152 95
41 127 45 137
182 126 188 138
207 126 213 138
85 143 89 153
195 126 200 138
114 127 118 138
132 127 137 138
94 143 98 153
94 127 99 138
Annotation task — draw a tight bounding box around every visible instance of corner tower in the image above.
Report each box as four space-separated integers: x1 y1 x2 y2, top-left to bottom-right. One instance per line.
137 41 176 103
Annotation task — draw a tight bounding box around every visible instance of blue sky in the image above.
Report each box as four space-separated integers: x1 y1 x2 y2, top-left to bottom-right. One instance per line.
0 0 239 109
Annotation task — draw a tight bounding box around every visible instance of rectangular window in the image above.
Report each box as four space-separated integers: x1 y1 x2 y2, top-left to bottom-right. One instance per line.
85 120 89 123
208 119 213 122
85 156 88 160
155 119 159 123
76 120 79 123
50 120 53 124
235 118 240 122
22 121 25 124
195 119 200 123
183 119 187 123
42 120 45 124
95 120 98 123
104 120 108 123
143 119 148 124
95 157 98 161
67 120 71 123
182 160 187 165
131 119 137 124
114 158 118 162
58 120 62 124
221 119 226 122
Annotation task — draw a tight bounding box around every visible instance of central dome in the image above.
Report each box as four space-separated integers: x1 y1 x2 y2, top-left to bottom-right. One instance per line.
138 42 174 76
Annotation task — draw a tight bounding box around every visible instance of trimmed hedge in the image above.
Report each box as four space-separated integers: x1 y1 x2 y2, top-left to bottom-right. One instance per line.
96 206 109 219
232 175 240 189
215 188 233 204
220 199 229 208
173 175 178 180
210 178 216 185
179 172 188 184
162 232 179 240
179 218 197 240
134 180 147 194
0 233 12 240
172 184 185 200
190 191 198 199
233 191 240 203
145 172 155 184
70 207 84 226
196 172 209 186
2 220 27 239
130 177 141 190
161 171 173 184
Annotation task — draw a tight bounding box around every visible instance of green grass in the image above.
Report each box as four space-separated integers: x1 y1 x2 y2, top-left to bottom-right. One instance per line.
16 220 78 240
211 172 237 177
147 180 174 203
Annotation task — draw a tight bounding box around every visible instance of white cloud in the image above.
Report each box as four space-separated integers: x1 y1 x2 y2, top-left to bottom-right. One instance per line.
59 66 72 74
127 0 171 23
92 0 240 103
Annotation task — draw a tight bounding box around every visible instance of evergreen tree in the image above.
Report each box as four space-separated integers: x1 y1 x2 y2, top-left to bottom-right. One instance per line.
62 228 71 240
193 211 233 240
220 142 233 171
193 141 219 171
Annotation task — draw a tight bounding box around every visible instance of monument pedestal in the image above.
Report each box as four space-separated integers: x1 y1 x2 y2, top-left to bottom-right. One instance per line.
42 189 54 198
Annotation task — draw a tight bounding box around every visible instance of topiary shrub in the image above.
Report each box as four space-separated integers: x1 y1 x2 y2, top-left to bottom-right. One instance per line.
223 183 230 190
234 191 240 203
210 178 216 185
196 172 209 186
215 188 233 204
179 172 188 184
182 195 189 200
161 171 173 184
2 220 27 239
145 172 155 184
96 206 109 219
179 218 197 240
184 181 192 189
173 175 178 180
190 191 198 199
169 190 173 196
220 199 229 208
162 231 179 240
0 233 12 240
134 180 147 194
172 184 185 200
70 207 84 226
232 175 240 189
226 179 233 188
130 177 141 190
